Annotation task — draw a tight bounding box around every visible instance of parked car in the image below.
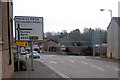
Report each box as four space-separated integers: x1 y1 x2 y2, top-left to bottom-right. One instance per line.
19 51 30 59
29 51 41 58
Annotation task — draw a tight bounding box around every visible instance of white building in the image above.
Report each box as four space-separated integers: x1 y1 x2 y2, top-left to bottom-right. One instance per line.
107 17 120 59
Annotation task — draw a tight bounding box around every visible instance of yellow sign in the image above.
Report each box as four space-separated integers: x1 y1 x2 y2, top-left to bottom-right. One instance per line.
13 40 28 47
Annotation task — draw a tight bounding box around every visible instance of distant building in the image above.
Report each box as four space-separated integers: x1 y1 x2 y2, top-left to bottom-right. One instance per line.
59 41 92 55
29 39 59 52
59 41 92 47
107 17 120 59
0 1 14 79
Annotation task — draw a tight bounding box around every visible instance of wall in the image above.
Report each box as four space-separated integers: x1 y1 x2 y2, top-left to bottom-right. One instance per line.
0 45 2 80
118 24 120 59
0 1 2 79
107 19 119 59
2 2 14 78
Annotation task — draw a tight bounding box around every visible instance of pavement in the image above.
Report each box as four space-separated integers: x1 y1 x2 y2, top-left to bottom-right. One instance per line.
12 59 61 78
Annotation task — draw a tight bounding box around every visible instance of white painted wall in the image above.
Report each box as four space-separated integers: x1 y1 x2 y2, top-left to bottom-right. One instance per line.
107 19 119 59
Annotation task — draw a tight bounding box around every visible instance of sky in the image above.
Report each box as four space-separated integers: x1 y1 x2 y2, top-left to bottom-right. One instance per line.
13 0 119 33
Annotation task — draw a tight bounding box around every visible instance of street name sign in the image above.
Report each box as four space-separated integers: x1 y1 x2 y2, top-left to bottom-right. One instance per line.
14 16 44 41
13 40 28 47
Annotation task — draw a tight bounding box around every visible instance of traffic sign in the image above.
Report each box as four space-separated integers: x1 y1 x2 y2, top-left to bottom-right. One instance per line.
13 40 28 47
14 16 44 41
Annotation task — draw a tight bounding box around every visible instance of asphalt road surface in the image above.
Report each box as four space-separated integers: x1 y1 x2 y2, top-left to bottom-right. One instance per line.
35 55 119 79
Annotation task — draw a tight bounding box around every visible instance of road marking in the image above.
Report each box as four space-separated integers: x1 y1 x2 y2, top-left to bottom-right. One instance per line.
115 68 120 71
40 61 44 63
36 59 71 79
69 60 75 63
49 61 57 64
46 64 72 80
81 61 88 64
91 65 104 71
107 66 119 71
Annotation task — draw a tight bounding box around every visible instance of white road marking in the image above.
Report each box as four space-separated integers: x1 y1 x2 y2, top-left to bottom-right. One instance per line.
69 60 75 63
115 68 120 71
40 61 44 63
91 65 104 71
107 66 119 71
49 61 57 64
46 64 71 80
81 61 88 64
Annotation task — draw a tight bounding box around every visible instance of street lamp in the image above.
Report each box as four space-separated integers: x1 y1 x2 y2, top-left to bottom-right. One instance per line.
100 9 112 19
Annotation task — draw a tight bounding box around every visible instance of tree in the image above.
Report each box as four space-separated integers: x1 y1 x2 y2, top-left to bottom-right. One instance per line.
80 27 93 41
68 29 81 41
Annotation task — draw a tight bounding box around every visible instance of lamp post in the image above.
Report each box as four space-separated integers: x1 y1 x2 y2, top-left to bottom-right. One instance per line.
100 9 112 19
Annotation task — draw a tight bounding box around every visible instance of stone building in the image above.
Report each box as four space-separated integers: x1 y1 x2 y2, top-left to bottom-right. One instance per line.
0 0 14 79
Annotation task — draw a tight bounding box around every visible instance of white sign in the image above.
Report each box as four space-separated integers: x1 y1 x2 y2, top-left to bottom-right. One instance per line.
15 16 43 41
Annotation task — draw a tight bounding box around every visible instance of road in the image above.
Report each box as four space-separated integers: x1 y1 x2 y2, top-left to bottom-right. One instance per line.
35 55 119 78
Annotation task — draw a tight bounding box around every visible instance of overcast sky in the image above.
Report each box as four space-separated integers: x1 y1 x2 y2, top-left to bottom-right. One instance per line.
13 0 119 33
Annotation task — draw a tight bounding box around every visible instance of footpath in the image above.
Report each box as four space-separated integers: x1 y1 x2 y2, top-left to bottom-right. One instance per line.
12 59 61 79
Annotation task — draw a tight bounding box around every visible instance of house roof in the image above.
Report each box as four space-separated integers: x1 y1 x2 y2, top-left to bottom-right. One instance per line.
107 17 120 29
33 39 58 44
60 41 92 47
43 39 58 43
114 17 120 27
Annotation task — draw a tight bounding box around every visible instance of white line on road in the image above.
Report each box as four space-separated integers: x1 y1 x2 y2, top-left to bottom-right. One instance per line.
107 66 119 71
36 59 71 79
81 61 88 64
40 61 44 63
107 66 117 69
49 61 57 64
115 68 120 71
46 64 72 80
69 60 75 63
91 65 104 71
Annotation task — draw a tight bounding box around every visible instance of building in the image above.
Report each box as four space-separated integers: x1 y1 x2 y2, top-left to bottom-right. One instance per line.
0 0 14 79
59 41 92 47
107 17 120 59
59 41 92 55
40 39 58 52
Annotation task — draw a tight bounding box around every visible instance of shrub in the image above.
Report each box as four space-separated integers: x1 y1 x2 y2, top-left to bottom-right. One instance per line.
83 47 92 56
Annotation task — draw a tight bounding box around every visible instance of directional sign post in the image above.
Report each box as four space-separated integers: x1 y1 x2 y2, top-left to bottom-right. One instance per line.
92 30 104 58
14 16 44 71
13 40 29 47
15 16 43 41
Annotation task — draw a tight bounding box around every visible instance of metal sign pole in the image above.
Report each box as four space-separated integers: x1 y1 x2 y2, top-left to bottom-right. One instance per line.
17 46 20 71
30 42 34 71
92 31 95 59
100 30 102 57
17 23 20 71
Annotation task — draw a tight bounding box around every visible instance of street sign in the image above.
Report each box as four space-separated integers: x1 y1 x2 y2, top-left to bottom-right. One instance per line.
13 40 28 47
14 16 44 41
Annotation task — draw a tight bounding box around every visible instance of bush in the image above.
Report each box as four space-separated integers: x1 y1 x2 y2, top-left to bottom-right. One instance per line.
65 47 69 53
83 47 92 56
